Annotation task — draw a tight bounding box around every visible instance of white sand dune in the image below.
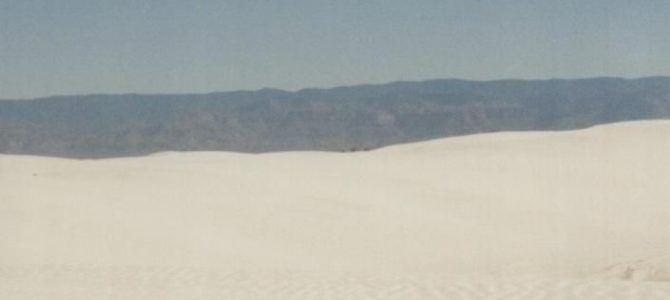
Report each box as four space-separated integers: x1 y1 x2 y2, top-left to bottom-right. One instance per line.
1 120 670 299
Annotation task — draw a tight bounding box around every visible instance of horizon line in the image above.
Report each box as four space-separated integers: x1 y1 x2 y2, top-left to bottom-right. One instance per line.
3 75 670 101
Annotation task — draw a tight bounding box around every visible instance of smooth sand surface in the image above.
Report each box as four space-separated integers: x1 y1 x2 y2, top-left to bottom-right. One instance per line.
1 120 670 299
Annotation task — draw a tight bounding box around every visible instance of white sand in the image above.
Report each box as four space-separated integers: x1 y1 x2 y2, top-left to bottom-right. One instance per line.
1 120 669 299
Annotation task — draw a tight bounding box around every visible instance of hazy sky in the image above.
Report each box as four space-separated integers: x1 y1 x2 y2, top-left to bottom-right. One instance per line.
1 0 669 99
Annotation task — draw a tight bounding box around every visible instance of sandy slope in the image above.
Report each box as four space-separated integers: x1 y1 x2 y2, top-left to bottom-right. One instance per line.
1 120 669 299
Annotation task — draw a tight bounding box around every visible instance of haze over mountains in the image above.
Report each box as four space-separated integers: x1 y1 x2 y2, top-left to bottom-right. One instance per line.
1 77 670 158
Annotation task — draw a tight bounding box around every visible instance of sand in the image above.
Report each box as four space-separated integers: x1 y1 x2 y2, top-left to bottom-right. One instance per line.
1 120 669 299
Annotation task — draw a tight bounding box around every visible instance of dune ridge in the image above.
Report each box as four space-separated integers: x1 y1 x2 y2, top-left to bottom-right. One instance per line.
1 120 669 299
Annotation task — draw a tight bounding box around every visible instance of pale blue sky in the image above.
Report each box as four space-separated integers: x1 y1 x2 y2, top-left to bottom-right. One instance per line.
1 0 669 99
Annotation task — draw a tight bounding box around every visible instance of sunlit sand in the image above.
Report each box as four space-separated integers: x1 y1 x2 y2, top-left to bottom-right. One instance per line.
2 121 669 299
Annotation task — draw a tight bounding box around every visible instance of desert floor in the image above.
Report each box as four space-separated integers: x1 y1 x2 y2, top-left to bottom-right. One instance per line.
2 121 669 299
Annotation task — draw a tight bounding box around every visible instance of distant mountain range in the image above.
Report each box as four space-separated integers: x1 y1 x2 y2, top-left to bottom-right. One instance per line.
1 77 670 158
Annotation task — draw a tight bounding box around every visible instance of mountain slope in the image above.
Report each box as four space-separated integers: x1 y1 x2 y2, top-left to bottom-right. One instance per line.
1 77 670 158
